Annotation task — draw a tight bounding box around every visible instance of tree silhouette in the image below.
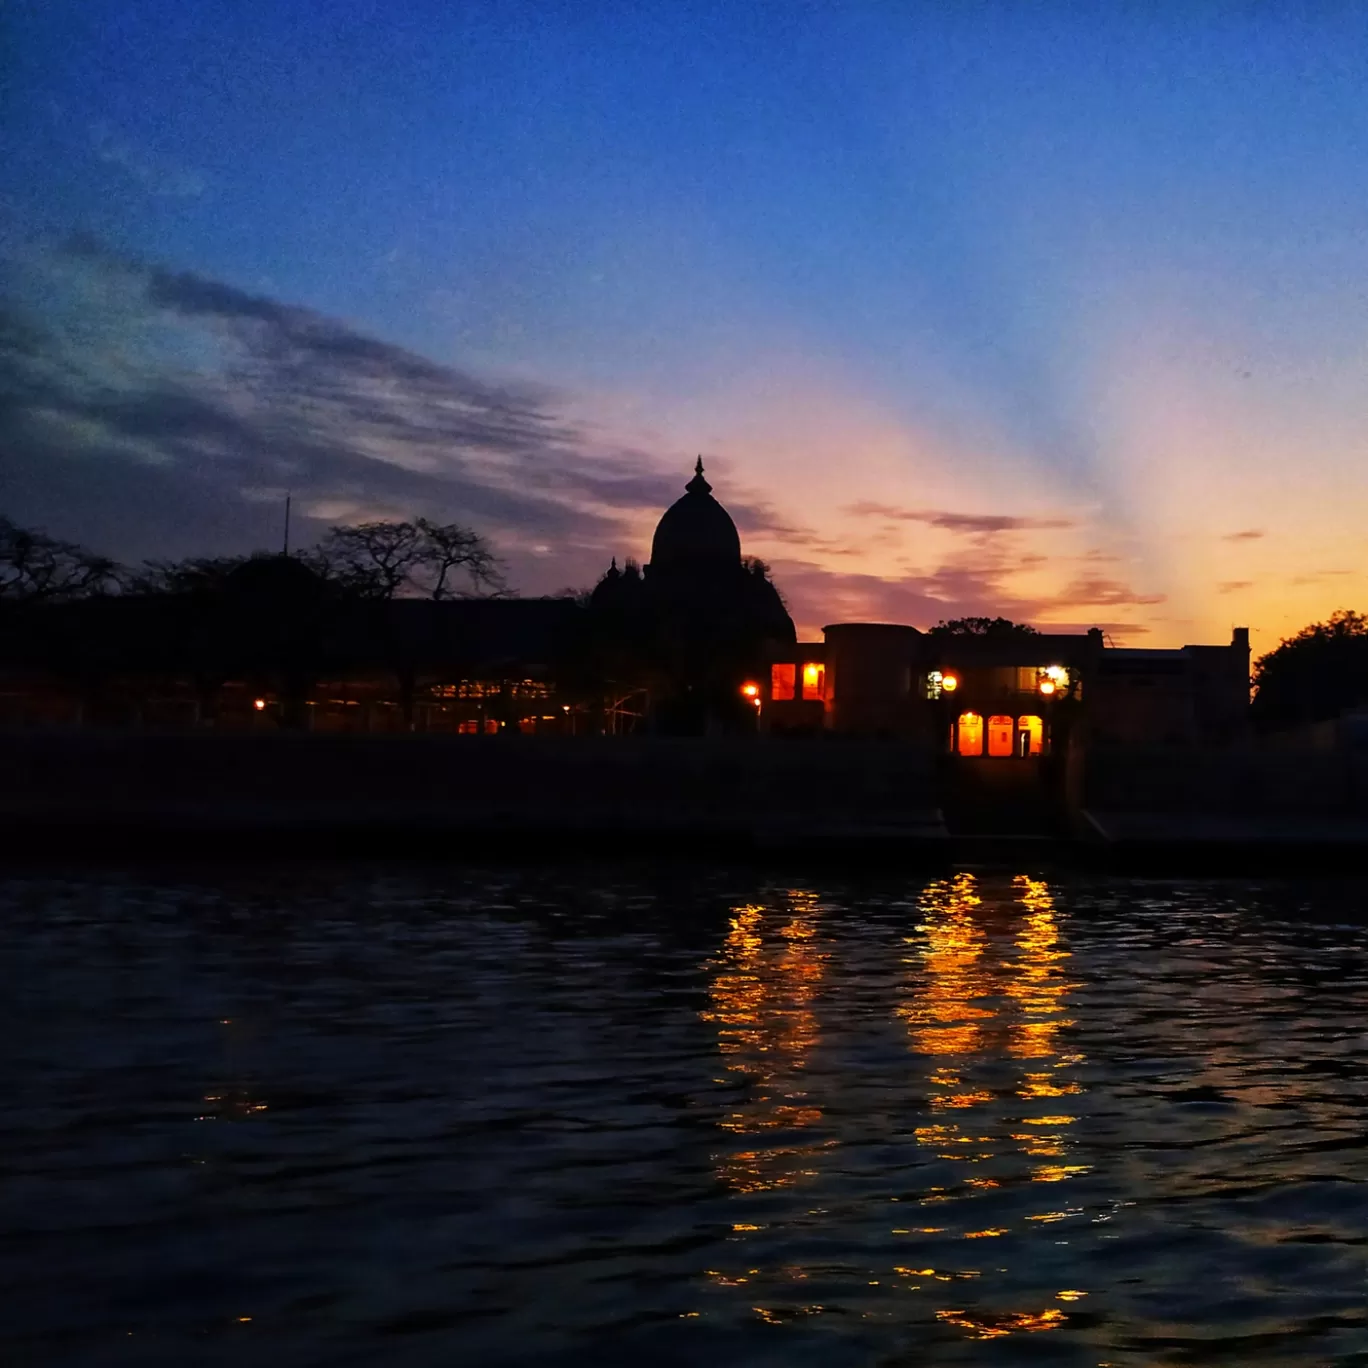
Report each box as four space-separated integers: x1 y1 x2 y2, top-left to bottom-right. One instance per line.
1252 610 1368 731
927 615 1039 638
305 521 424 598
0 518 122 601
124 555 253 595
302 519 506 599
416 518 505 598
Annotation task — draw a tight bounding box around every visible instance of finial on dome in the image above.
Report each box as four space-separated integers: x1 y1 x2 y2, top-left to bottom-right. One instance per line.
686 455 712 495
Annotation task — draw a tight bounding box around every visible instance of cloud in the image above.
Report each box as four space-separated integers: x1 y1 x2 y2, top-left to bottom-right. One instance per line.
1289 569 1353 585
0 239 694 582
1221 528 1266 542
1217 580 1252 594
1046 576 1165 608
0 238 1167 633
89 123 207 199
843 501 1075 534
768 548 1160 642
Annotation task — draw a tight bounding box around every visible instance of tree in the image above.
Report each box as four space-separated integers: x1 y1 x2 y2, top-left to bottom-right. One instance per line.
0 517 123 601
124 555 253 595
305 521 424 599
1252 610 1368 731
303 519 506 599
415 518 505 598
927 615 1039 638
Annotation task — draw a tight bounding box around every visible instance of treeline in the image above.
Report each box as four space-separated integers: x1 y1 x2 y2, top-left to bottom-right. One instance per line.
0 516 507 603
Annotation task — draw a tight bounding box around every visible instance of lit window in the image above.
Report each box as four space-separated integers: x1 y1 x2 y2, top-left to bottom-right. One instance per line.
457 720 480 734
1017 714 1043 756
484 718 499 734
802 662 825 701
771 663 796 701
957 712 984 756
987 715 1015 757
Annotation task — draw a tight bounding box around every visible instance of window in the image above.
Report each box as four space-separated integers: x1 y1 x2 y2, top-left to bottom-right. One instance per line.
771 662 796 701
987 714 1015 757
956 712 983 756
1017 714 1043 756
802 662 825 701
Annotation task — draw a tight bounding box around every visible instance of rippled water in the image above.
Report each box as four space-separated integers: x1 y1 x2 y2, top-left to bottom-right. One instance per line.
6 867 1368 1367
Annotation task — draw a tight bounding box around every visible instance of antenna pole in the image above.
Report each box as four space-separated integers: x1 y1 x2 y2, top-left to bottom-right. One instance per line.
283 494 292 556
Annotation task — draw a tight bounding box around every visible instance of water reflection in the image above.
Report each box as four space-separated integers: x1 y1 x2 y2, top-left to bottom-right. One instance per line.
890 872 1093 1339
700 890 830 1193
11 869 1368 1365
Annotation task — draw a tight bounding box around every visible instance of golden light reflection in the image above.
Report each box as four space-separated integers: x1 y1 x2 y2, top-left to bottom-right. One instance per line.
701 892 829 1193
1008 876 1090 1187
936 1307 1067 1339
1006 876 1073 1060
900 868 1091 1297
901 874 992 1059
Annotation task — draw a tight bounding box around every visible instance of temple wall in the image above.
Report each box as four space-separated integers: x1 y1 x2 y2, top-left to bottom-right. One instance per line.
0 729 942 845
1083 746 1368 816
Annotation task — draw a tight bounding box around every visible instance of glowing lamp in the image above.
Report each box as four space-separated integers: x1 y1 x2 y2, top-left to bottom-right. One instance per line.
941 673 959 693
253 698 267 711
741 682 760 699
1038 679 1056 696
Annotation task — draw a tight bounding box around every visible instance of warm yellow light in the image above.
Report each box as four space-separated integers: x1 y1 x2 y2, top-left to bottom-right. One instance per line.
1038 679 1056 696
741 682 759 698
253 698 266 711
1045 665 1067 681
941 674 959 692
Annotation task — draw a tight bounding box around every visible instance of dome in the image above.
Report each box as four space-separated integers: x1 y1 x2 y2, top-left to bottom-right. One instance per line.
222 554 326 605
649 459 741 571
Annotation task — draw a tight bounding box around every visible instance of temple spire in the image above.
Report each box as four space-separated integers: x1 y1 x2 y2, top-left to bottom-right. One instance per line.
686 455 712 495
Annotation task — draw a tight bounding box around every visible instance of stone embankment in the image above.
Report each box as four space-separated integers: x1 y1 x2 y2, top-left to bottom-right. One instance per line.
2 730 1366 869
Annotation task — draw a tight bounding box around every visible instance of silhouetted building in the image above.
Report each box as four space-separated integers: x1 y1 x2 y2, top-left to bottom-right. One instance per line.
0 463 1250 747
588 458 795 733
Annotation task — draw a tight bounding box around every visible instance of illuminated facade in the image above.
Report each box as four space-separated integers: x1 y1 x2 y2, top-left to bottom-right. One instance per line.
763 623 1251 751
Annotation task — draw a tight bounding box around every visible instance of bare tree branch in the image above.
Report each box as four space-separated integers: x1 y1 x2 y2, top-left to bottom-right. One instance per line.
0 517 124 601
415 518 505 598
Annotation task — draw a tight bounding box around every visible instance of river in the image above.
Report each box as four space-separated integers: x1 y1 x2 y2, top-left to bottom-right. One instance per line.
6 867 1368 1366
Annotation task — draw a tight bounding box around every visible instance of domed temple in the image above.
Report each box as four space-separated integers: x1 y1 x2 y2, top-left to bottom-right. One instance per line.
587 459 795 733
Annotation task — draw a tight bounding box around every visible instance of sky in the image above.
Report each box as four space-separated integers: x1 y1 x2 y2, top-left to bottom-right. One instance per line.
3 2 1368 647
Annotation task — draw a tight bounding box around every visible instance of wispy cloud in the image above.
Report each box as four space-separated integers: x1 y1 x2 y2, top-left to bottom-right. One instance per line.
1217 580 1252 594
1289 569 1354 585
0 238 686 577
843 501 1075 534
0 238 1163 637
770 556 1154 642
1221 528 1266 542
89 123 207 199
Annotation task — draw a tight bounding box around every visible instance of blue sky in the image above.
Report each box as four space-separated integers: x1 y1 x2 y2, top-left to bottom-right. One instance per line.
5 2 1368 643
